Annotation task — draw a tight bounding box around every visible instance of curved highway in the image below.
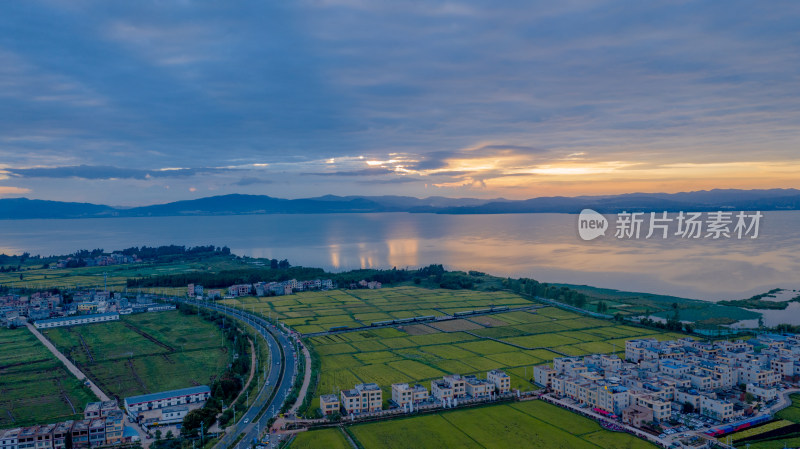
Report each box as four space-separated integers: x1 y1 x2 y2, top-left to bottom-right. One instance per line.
180 300 299 449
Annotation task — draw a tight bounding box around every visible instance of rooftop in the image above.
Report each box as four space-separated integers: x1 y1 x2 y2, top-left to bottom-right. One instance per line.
124 385 210 406
162 406 188 413
35 312 118 325
341 389 359 398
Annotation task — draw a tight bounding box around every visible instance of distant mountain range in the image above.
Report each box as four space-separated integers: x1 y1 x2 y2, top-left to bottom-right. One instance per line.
1 189 800 219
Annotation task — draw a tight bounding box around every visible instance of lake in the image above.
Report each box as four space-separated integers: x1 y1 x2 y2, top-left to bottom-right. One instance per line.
0 211 798 302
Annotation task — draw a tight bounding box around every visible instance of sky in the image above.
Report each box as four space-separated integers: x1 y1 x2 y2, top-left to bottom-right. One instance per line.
0 0 799 205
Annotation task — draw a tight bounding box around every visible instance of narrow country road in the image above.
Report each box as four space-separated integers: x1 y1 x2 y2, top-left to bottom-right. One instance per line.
26 323 111 402
288 344 312 416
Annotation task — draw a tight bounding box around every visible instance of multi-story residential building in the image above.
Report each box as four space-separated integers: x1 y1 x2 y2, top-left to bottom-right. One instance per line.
320 394 340 415
34 424 55 449
487 369 511 394
17 427 36 449
623 405 653 428
596 385 631 415
1 427 21 449
431 379 454 402
442 375 466 398
84 400 118 419
633 394 671 422
77 302 99 313
675 389 702 411
340 389 362 415
355 383 382 412
771 358 794 378
737 365 779 386
228 284 251 297
746 383 777 402
104 411 124 445
70 420 90 449
464 376 493 398
340 383 382 415
533 365 557 388
88 419 105 447
626 339 659 362
700 396 736 422
391 383 429 407
52 422 72 449
659 361 691 377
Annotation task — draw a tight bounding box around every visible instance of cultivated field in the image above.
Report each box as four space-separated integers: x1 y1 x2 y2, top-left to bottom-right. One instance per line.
735 394 800 448
220 286 687 413
290 401 657 449
219 286 535 334
0 327 98 428
0 255 245 294
42 311 230 400
777 394 800 423
290 428 350 449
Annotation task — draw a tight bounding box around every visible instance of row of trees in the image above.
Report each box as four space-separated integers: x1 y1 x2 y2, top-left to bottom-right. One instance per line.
119 245 231 259
503 278 590 308
128 266 323 289
126 263 481 291
637 316 695 333
174 303 251 439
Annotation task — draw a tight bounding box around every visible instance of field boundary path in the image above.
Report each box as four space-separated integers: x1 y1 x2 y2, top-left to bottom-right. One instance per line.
288 343 312 415
461 330 571 356
305 304 544 337
341 427 358 449
230 338 257 406
26 323 111 402
542 394 668 447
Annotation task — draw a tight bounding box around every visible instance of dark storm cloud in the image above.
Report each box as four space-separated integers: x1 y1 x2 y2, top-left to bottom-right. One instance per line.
0 0 798 202
303 168 395 176
6 165 228 180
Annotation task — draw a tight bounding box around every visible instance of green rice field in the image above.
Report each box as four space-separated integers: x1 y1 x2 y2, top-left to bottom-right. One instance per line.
219 286 688 414
41 311 230 401
290 401 657 449
0 327 98 428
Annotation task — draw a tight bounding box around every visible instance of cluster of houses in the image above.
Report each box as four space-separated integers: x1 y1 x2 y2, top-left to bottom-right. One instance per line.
0 386 212 449
1 291 64 327
0 288 177 329
348 280 382 290
53 253 140 269
187 278 337 300
533 334 800 429
0 401 137 449
319 370 511 416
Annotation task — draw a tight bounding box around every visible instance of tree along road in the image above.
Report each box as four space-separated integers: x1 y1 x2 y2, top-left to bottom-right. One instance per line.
182 301 300 449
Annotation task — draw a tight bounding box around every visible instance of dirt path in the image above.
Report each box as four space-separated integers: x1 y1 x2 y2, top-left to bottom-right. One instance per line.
26 323 111 401
288 343 312 415
231 337 257 405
